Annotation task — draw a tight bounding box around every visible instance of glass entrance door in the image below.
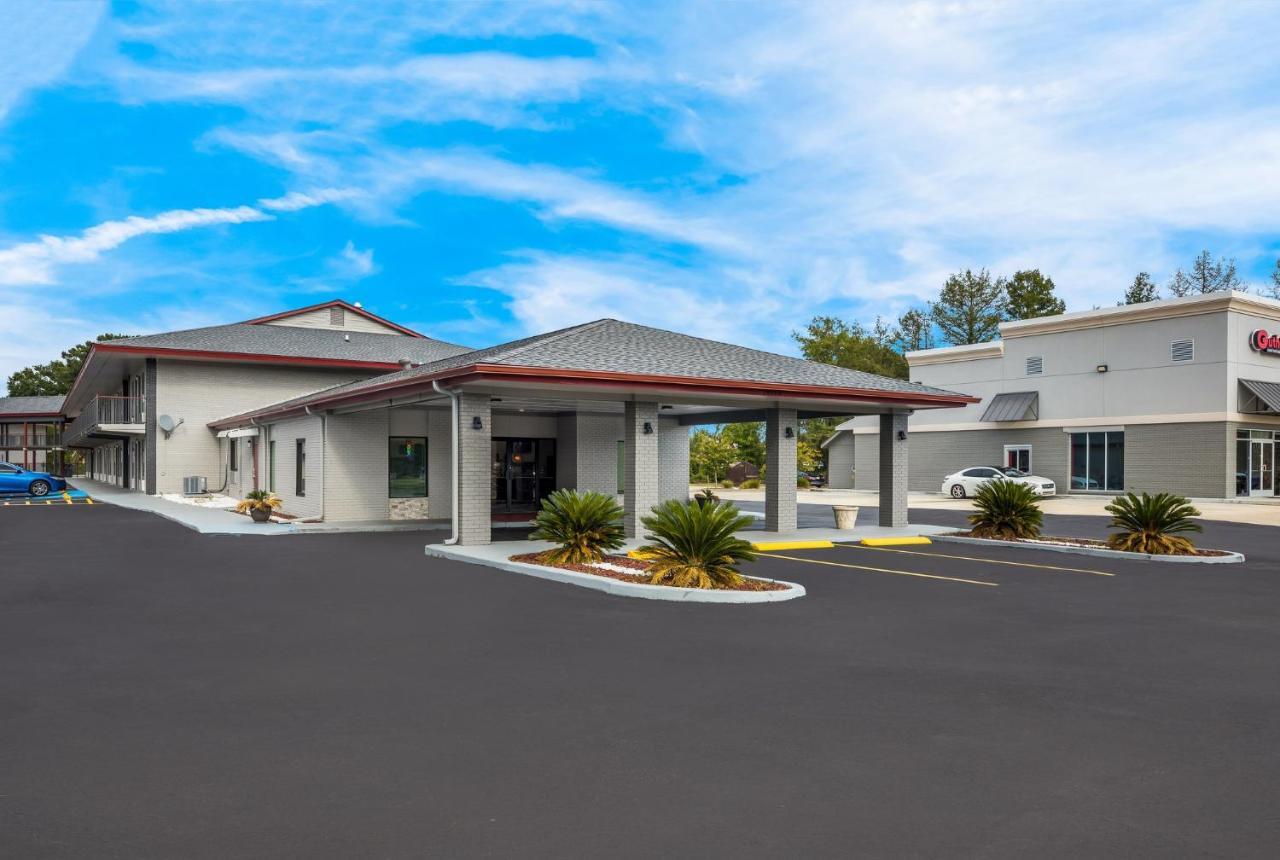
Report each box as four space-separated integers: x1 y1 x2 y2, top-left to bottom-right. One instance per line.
1249 440 1274 496
491 438 557 512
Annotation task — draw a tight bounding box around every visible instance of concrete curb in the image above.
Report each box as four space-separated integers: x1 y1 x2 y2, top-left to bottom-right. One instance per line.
932 534 1245 564
423 546 806 603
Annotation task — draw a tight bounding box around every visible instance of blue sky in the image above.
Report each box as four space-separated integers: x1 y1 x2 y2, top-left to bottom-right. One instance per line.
3 0 1280 387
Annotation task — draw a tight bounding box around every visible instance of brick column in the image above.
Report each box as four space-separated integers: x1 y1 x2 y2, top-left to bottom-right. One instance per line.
456 392 492 545
624 401 661 538
765 408 798 532
878 412 909 528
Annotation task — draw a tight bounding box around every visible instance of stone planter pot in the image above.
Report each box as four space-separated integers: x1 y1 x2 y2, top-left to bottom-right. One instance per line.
249 506 272 523
832 505 860 529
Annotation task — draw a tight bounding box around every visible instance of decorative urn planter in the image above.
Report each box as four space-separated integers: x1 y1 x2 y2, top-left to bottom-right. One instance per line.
249 506 272 523
832 505 860 529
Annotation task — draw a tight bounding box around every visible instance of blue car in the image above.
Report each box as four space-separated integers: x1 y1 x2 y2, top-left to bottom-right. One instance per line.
0 461 67 497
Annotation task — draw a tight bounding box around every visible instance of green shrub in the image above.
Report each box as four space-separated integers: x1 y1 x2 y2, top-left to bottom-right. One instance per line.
740 478 762 489
530 489 625 564
640 499 757 589
968 480 1043 539
797 475 811 489
1105 492 1202 555
719 479 736 489
694 487 720 507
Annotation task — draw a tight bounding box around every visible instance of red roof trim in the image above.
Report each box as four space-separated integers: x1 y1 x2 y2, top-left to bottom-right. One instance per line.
209 363 978 428
241 300 425 338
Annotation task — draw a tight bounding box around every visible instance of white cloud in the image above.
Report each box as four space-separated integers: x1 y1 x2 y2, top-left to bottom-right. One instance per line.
0 1 105 123
336 240 376 278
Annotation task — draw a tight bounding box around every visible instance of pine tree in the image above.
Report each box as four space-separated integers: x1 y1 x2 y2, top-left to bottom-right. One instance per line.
1003 269 1066 320
929 269 1005 345
1167 250 1242 296
1268 258 1280 300
1122 272 1159 305
896 308 934 352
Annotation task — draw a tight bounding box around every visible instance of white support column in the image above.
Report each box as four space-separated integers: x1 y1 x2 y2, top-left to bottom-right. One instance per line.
624 401 661 538
765 408 798 532
878 411 909 528
456 392 492 545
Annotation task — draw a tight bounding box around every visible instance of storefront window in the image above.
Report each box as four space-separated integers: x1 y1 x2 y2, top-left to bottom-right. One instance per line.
1070 431 1124 491
389 437 427 498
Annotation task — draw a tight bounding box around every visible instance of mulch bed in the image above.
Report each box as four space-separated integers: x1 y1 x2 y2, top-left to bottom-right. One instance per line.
509 551 788 591
946 531 1232 557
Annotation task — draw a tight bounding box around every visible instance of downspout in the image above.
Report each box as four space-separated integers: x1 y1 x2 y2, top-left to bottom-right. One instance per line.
432 379 460 545
304 406 326 523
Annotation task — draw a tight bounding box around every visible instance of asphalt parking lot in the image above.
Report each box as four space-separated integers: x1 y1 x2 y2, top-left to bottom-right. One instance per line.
3 504 1279 858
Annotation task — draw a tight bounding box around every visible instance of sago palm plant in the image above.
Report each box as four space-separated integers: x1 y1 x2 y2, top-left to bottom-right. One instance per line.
1105 492 1202 555
968 479 1043 539
640 499 757 589
530 489 626 564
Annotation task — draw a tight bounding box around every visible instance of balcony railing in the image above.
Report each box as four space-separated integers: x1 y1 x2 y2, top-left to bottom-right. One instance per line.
0 432 63 448
64 395 145 445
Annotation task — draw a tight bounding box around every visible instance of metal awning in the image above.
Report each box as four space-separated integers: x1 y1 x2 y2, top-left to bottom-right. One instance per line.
980 391 1039 422
1240 379 1280 414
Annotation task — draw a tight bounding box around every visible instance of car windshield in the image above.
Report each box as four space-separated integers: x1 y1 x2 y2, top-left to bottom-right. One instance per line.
1000 468 1028 477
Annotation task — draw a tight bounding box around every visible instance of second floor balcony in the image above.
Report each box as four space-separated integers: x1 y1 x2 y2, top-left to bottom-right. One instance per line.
64 395 145 446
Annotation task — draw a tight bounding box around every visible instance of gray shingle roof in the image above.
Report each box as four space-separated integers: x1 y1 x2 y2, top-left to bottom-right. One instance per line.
102 324 471 365
0 395 65 415
217 319 968 423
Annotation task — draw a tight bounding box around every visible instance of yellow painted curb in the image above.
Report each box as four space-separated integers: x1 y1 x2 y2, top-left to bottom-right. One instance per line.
861 536 932 547
752 540 834 551
627 549 659 560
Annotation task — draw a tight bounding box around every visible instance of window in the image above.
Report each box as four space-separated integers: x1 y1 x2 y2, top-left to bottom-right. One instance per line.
268 440 276 493
0 462 18 473
964 467 999 478
389 437 427 497
617 440 625 494
330 306 345 326
1004 445 1032 473
1025 355 1044 375
1171 339 1194 362
1070 431 1124 491
296 439 306 496
229 438 238 471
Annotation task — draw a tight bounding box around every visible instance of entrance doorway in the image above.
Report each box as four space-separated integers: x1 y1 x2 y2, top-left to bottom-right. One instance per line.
1249 439 1274 496
491 438 556 513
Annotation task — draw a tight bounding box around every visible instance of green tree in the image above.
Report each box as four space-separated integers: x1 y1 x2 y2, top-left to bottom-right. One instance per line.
689 428 736 483
1002 269 1065 320
1167 250 1242 297
798 417 837 474
720 421 766 468
929 269 1004 345
895 308 934 352
1268 258 1280 299
793 315 907 379
1122 272 1159 305
6 333 128 396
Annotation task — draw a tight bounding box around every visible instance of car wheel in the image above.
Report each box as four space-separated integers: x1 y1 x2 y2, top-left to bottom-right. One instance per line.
950 484 966 498
29 480 51 497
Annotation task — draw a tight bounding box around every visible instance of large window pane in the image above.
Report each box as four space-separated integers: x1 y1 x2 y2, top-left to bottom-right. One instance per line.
1070 433 1088 490
1105 432 1125 491
1236 438 1249 495
1087 433 1106 491
389 436 427 498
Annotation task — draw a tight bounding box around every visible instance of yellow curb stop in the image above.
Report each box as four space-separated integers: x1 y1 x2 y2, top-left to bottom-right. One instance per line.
861 536 932 547
752 540 834 551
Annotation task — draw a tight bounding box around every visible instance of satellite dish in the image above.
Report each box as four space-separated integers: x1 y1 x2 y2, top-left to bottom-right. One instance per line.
158 415 177 433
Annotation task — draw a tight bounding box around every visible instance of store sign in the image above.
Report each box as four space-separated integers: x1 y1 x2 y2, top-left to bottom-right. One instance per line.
1250 329 1280 355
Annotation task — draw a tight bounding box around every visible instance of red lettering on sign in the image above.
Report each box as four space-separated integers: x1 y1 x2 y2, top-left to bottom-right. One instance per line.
1251 329 1280 354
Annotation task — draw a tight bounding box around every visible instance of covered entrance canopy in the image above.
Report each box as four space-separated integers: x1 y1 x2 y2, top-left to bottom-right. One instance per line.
210 319 977 543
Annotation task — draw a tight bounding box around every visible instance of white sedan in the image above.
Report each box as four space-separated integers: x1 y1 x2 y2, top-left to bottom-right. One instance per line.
941 466 1056 498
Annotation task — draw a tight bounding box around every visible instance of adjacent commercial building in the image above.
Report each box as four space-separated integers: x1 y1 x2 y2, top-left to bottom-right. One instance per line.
0 396 67 474
58 300 975 541
825 290 1280 499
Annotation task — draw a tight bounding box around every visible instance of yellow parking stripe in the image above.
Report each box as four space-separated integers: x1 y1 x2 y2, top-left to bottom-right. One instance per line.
841 543 1115 577
85 497 94 504
763 553 998 587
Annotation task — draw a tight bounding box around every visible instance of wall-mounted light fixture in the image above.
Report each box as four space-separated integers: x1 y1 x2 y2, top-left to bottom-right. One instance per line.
471 416 484 430
642 421 654 435
1096 364 1109 373
784 426 794 439
897 430 908 441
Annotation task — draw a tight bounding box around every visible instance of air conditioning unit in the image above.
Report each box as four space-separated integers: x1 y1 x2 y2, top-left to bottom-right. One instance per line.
183 476 208 495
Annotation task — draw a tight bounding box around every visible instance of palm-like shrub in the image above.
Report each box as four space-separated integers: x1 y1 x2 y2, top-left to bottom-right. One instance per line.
694 487 720 507
640 499 757 589
530 489 626 564
1105 492 1202 555
968 479 1043 539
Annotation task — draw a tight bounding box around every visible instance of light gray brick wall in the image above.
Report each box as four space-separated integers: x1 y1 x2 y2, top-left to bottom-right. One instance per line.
153 360 366 496
826 433 855 489
623 402 660 537
658 416 690 503
427 408 452 519
265 415 324 520
556 414 578 491
1127 422 1232 498
323 410 391 522
878 412 909 527
456 392 491 545
573 413 624 498
765 408 798 532
855 427 1071 493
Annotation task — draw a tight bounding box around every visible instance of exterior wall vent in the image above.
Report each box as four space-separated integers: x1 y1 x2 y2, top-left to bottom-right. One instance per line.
1025 355 1044 375
183 476 207 495
330 306 345 327
1171 339 1194 362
